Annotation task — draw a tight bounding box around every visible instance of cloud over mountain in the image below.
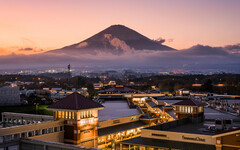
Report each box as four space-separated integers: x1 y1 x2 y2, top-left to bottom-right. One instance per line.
224 43 240 54
0 24 239 72
179 45 229 56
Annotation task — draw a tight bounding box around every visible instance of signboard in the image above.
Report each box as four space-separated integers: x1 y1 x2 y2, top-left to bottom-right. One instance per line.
182 136 205 142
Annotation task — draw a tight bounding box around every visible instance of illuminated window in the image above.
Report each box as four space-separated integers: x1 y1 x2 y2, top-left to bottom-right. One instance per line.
65 112 68 119
61 111 64 118
69 111 71 119
198 106 203 112
58 111 61 118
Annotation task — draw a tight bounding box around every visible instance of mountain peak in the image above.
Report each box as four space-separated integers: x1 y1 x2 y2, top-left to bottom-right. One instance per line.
47 25 175 55
109 24 128 28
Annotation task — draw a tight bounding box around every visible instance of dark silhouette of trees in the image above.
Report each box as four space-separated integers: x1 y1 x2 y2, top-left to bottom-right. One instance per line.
202 79 213 92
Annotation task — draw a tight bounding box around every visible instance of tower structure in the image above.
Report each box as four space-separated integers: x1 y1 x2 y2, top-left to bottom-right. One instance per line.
172 99 205 122
47 92 104 147
67 64 71 81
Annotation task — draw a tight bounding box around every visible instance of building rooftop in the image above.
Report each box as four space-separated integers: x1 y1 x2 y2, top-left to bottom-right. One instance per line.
98 86 137 93
177 88 190 91
165 109 176 118
146 101 159 108
48 92 104 110
140 114 155 120
146 119 240 136
157 100 182 105
98 101 140 122
204 107 240 120
172 99 205 106
163 121 218 135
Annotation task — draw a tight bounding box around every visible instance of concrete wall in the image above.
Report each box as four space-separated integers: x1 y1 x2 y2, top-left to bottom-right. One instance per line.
29 131 64 143
0 120 64 146
20 139 102 150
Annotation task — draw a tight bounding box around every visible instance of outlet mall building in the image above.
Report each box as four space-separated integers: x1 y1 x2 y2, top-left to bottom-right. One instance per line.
0 92 240 150
120 99 240 150
0 92 150 150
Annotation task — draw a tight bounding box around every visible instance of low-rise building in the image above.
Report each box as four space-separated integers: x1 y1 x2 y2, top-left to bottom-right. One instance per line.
0 92 149 150
176 88 191 96
120 116 240 150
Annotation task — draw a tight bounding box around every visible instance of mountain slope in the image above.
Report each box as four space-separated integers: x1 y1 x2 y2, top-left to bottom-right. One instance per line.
47 25 175 55
179 45 229 56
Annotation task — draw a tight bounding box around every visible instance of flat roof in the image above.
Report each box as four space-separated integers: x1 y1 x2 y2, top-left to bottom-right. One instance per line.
204 107 240 120
163 121 217 135
147 121 240 136
121 137 215 150
98 121 146 136
98 101 140 122
225 99 240 105
157 100 182 105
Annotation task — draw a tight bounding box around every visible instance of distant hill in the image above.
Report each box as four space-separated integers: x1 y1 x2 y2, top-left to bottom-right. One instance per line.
46 25 175 55
180 45 229 56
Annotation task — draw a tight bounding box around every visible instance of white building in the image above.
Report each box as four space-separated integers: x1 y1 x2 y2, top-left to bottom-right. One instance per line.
0 85 20 106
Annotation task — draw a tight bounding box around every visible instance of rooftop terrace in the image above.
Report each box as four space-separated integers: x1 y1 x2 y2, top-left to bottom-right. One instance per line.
98 101 140 122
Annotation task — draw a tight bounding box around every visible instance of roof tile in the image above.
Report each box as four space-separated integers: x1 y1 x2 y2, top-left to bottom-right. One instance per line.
48 92 104 110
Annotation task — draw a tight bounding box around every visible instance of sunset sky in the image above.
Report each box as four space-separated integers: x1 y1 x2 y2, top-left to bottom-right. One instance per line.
0 0 240 55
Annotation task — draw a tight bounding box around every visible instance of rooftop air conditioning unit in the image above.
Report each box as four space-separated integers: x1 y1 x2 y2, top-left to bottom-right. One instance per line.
224 119 233 130
215 119 224 131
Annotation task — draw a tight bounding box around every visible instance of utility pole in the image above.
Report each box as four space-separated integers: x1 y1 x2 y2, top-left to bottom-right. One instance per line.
68 64 71 82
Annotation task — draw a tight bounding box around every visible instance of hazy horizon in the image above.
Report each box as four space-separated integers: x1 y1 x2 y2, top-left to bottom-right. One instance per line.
0 0 240 73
